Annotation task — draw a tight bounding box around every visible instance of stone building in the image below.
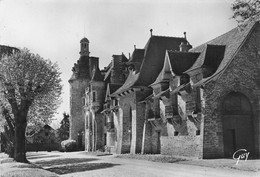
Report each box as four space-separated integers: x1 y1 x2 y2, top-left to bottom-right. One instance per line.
70 21 260 159
110 31 190 154
26 124 59 151
138 21 260 158
84 54 129 152
69 37 100 149
69 37 129 151
83 65 106 151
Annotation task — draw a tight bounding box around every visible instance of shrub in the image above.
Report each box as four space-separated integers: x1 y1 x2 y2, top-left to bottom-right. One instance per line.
60 139 77 152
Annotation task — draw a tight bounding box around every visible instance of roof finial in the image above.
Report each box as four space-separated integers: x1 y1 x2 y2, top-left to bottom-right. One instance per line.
84 24 86 37
134 45 136 49
150 29 153 37
184 32 187 39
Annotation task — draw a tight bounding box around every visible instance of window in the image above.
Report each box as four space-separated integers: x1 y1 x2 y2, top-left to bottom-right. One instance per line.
196 130 200 135
113 99 118 106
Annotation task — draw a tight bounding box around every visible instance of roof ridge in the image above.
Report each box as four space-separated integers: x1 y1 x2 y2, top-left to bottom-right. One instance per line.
167 50 201 54
191 26 239 51
152 35 185 39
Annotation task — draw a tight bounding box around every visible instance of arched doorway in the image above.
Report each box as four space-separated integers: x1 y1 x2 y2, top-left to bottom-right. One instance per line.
222 92 254 158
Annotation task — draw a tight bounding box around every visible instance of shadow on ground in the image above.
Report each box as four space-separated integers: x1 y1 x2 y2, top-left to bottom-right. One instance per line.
26 153 49 157
32 157 120 175
27 155 61 160
34 158 97 167
46 162 120 175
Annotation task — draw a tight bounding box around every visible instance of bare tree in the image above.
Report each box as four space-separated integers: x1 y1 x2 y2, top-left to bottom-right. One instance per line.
0 48 62 162
232 0 260 24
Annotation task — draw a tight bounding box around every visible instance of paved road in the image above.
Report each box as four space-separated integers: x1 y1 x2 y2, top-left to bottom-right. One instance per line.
27 152 259 177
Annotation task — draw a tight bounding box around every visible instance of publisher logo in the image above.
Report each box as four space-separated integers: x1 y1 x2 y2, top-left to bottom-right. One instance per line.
233 149 250 165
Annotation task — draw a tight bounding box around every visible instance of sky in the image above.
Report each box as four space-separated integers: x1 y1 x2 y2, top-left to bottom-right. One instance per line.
0 0 237 128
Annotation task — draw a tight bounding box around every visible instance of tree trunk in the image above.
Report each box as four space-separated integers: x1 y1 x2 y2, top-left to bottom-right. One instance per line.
14 115 28 163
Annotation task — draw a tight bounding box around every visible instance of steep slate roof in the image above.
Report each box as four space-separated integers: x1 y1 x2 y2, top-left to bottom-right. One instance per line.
137 36 187 85
113 71 140 95
109 83 122 94
127 49 145 64
151 50 199 86
186 21 259 85
91 67 104 82
105 83 122 101
114 35 187 94
168 51 200 75
113 54 129 63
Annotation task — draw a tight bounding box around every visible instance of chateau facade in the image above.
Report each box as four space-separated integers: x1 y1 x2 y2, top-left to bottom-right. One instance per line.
69 21 260 158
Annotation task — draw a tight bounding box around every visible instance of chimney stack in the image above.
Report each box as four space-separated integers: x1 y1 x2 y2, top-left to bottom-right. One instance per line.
150 29 153 37
184 32 187 39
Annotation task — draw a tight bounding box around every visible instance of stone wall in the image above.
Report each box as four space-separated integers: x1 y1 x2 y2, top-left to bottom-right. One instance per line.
203 23 260 158
111 55 127 84
160 117 203 158
69 78 89 141
159 87 203 158
161 135 201 157
133 97 146 153
94 113 105 151
117 90 147 154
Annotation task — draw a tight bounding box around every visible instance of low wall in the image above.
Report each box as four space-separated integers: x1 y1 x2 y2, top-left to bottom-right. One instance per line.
161 135 202 158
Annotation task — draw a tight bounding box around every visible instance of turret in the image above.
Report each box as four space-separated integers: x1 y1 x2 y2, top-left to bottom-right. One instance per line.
80 37 90 56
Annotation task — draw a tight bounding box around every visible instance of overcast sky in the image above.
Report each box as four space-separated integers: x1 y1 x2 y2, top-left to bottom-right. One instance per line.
0 0 237 127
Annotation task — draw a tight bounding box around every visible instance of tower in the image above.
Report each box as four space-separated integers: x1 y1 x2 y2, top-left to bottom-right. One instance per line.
80 37 90 56
69 37 91 147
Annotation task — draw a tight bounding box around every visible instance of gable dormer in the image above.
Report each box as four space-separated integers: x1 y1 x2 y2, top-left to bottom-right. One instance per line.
186 44 226 84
